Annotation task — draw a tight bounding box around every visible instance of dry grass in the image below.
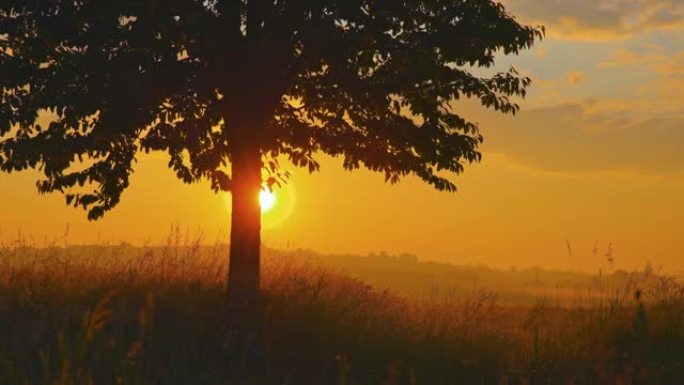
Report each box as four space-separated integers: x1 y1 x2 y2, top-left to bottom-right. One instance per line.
1 236 683 384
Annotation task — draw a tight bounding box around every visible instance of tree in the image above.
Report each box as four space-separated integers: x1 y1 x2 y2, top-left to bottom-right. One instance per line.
0 1 543 303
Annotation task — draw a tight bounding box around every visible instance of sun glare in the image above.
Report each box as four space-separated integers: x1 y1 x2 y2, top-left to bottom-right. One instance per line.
259 189 276 213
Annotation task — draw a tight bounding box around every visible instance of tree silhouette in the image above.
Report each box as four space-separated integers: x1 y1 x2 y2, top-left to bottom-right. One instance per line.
0 1 543 302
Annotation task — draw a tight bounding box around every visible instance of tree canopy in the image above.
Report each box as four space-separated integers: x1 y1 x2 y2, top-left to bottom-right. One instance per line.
0 0 543 220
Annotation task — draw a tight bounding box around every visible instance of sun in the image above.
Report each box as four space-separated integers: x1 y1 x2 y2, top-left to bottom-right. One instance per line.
259 189 276 213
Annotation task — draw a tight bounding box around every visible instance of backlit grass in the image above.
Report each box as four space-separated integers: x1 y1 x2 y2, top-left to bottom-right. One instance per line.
1 238 683 384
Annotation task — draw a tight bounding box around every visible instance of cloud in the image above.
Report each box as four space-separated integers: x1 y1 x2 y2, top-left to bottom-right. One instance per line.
477 103 684 174
567 71 586 85
502 0 684 40
652 51 684 75
597 49 644 68
593 48 684 115
599 47 684 74
520 46 684 117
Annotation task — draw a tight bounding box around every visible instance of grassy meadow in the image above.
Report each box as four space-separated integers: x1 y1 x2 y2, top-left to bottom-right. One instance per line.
1 234 684 385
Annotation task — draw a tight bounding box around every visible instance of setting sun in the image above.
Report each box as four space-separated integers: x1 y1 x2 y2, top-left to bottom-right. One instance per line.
259 189 276 213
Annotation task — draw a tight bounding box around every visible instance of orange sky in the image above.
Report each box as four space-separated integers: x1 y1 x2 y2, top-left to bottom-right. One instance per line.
2 0 684 273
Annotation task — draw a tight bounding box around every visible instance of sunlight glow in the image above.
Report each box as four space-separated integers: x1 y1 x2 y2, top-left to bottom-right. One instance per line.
260 189 276 213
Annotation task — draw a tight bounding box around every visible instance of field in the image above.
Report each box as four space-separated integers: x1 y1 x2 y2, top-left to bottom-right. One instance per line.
1 237 684 385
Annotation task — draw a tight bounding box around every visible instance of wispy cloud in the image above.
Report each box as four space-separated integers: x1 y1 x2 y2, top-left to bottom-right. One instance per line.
567 71 586 85
502 0 684 40
599 47 684 74
477 103 684 174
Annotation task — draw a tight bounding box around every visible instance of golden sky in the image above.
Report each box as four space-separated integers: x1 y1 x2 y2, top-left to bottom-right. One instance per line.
2 0 684 272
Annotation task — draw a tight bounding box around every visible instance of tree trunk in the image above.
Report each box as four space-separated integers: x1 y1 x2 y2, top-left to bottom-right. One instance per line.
224 122 267 380
227 135 263 304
